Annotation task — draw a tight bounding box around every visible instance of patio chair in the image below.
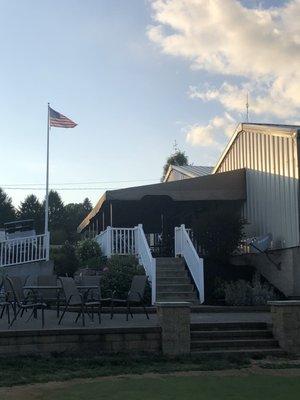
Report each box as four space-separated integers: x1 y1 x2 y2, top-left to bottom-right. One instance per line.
5 276 47 328
58 277 102 327
110 275 149 321
0 277 12 326
36 275 61 317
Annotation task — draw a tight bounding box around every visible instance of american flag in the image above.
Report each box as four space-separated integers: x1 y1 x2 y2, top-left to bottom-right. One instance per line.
49 107 77 128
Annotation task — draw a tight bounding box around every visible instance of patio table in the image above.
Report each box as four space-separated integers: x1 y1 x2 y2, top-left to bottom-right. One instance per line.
23 285 100 317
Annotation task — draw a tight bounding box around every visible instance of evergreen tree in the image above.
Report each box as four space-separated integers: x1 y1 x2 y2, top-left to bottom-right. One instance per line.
0 188 16 227
18 194 44 233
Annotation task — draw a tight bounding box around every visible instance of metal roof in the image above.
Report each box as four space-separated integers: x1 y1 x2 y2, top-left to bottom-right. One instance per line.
78 169 246 233
213 122 300 174
164 164 213 181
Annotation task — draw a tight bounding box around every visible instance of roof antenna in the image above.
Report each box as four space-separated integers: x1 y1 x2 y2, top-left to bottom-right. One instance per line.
173 140 179 153
246 92 249 123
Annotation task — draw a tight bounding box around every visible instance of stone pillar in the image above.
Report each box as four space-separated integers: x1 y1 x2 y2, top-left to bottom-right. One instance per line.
269 301 300 355
156 302 191 356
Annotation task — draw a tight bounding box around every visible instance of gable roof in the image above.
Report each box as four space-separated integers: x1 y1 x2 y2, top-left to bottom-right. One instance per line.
213 123 300 174
164 164 213 182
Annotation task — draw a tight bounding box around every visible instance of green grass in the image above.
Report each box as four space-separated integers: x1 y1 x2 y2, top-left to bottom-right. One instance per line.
4 375 300 400
0 354 250 387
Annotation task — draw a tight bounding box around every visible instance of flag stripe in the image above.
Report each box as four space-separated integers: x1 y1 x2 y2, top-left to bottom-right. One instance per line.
49 107 77 128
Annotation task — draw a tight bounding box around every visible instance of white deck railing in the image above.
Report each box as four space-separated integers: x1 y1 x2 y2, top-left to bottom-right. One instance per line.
134 224 156 305
175 224 204 303
0 233 50 267
95 225 156 304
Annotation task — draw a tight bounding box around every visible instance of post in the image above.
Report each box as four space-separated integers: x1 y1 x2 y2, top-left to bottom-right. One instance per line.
44 103 50 235
269 301 300 354
110 202 113 227
156 302 191 355
107 226 112 257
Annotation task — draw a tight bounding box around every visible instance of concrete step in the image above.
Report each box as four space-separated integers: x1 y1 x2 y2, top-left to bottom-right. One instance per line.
157 292 198 302
157 284 194 293
156 265 186 272
191 322 268 331
156 257 185 266
156 277 191 284
156 270 188 278
191 338 279 351
191 348 286 357
191 329 273 340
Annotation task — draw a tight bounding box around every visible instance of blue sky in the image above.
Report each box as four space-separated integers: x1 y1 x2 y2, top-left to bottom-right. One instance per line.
0 0 298 207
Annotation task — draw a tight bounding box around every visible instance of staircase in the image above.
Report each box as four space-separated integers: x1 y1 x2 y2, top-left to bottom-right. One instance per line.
190 322 284 356
156 257 199 303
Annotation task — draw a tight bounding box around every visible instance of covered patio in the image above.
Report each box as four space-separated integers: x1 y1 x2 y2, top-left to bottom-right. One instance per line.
78 169 247 248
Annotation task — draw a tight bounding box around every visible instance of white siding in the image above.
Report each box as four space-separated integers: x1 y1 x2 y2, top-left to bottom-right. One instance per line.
215 128 299 249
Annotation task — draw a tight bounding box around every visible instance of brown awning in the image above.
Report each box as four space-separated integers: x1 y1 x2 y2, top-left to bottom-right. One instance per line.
77 168 246 232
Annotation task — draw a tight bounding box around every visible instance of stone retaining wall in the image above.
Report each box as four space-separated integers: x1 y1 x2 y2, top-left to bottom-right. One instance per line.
0 327 161 356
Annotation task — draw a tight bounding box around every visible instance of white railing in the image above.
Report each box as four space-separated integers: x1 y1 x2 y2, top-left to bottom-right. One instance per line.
134 224 156 305
0 232 50 267
175 224 204 303
95 225 156 304
95 227 136 257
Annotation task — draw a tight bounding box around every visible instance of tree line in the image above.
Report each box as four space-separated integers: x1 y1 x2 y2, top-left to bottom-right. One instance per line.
0 188 92 244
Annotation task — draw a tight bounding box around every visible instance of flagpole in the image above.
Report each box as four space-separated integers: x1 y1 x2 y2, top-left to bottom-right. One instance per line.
45 103 50 235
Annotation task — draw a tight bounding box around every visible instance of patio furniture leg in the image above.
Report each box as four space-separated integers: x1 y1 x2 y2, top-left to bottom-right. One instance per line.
41 307 45 328
81 303 85 327
6 304 10 325
110 300 114 319
26 307 36 323
141 300 149 320
97 303 101 324
0 305 5 319
126 300 133 321
58 304 69 325
9 307 22 328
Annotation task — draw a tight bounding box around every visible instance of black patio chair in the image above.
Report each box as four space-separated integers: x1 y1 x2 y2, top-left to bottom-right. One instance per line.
110 275 149 321
58 277 102 326
5 276 47 328
0 277 12 326
36 275 61 317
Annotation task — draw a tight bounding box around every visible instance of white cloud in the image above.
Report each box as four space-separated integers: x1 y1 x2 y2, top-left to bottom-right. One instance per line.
148 0 300 145
185 113 237 147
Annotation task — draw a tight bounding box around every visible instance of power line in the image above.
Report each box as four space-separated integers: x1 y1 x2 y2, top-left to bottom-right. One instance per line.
2 187 127 191
0 178 159 187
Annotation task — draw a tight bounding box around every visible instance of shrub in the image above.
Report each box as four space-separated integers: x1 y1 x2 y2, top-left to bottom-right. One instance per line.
75 239 105 269
224 273 277 306
224 280 252 306
51 241 79 277
100 255 150 302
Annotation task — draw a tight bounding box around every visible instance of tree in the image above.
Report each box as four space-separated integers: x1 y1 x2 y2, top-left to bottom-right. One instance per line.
161 149 188 181
0 188 16 227
18 194 44 233
82 197 92 213
42 191 66 244
64 198 93 243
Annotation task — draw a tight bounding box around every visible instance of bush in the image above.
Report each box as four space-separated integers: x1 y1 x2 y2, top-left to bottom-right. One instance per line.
75 239 105 269
51 241 79 277
224 273 277 306
100 255 150 302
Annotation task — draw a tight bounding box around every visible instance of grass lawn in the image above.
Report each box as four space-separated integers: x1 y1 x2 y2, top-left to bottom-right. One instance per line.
2 374 300 400
0 355 251 387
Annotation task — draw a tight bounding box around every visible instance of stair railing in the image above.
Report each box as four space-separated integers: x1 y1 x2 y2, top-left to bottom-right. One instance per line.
95 225 156 304
175 224 204 303
134 224 156 305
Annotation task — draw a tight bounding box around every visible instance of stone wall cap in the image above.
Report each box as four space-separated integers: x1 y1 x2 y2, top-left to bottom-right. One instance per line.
268 300 300 306
155 302 191 308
